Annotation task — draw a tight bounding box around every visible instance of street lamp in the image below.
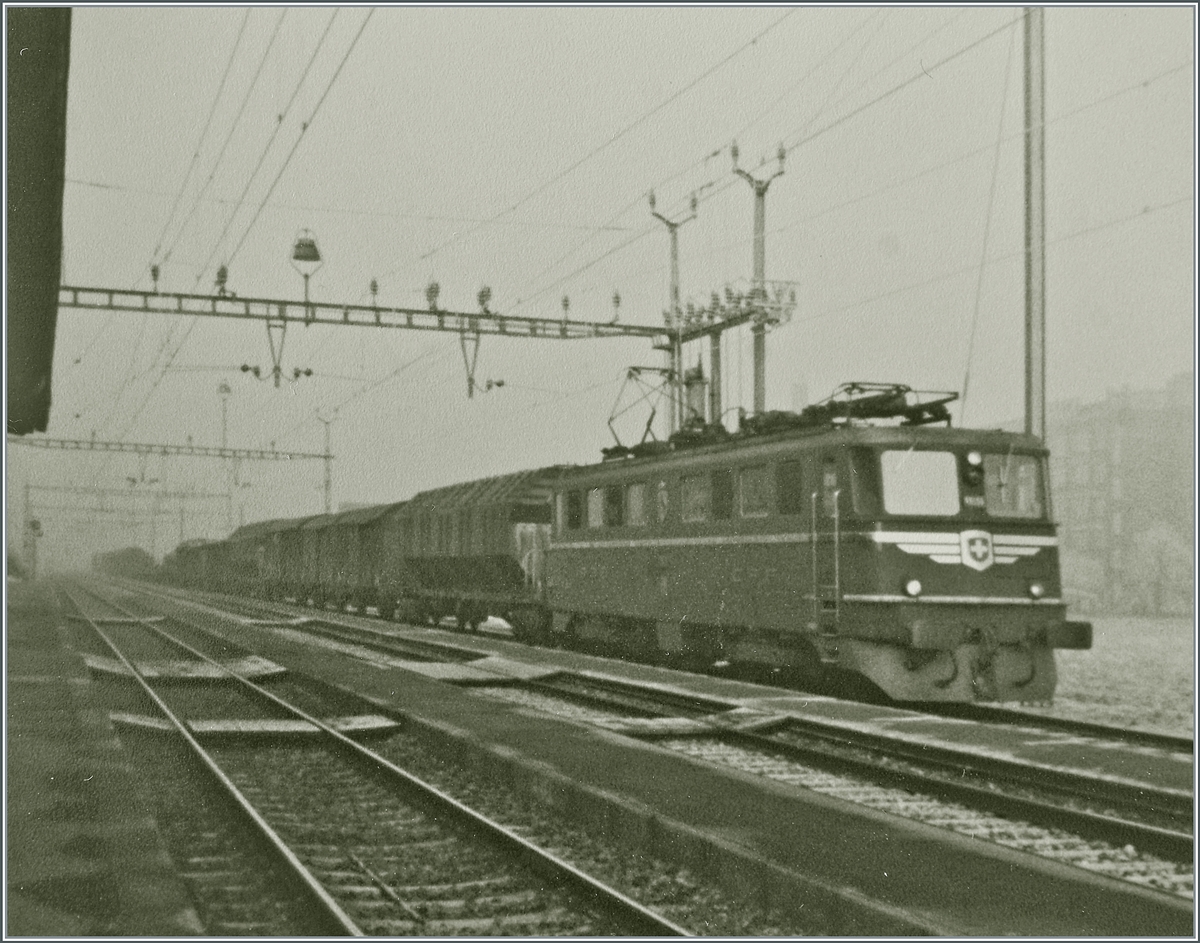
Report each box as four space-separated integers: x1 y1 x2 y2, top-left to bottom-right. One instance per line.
291 230 322 305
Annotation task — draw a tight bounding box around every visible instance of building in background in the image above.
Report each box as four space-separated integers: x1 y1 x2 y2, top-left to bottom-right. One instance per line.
1045 372 1194 616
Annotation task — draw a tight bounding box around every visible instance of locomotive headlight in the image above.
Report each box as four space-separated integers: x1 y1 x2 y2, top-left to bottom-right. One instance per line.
963 450 985 487
904 579 923 597
1028 581 1045 599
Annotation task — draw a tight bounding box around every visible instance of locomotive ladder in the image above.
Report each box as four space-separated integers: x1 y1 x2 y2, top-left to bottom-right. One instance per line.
810 490 842 664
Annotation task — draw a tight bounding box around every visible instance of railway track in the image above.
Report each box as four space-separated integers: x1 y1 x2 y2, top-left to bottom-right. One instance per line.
472 678 1194 897
133 578 1192 755
127 581 1195 837
923 701 1193 754
88 578 1195 932
115 582 1196 835
59 579 691 937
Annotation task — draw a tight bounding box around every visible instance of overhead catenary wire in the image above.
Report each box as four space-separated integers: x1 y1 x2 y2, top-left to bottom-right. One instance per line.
781 12 1020 157
673 11 1021 230
267 339 450 446
121 10 291 438
668 56 1195 274
414 8 799 269
196 8 342 285
161 9 290 276
73 9 252 386
111 10 375 445
51 12 1185 513
226 8 375 267
960 22 1017 424
149 9 250 269
68 177 635 234
505 8 978 319
790 195 1192 330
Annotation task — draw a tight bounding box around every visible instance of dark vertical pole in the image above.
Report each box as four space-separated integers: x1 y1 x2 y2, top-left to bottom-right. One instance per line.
709 333 722 425
751 186 767 415
1024 7 1046 440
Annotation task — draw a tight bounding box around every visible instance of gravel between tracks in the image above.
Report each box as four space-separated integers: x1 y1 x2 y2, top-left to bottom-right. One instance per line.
366 729 803 935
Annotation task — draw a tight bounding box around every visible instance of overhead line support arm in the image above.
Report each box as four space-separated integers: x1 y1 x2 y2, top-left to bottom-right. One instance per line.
58 286 665 342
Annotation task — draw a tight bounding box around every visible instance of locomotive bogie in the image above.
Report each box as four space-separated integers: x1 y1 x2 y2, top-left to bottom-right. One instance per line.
838 636 1057 702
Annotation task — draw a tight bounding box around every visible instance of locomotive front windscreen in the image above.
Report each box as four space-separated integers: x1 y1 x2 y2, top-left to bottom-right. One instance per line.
880 450 960 515
879 449 1045 518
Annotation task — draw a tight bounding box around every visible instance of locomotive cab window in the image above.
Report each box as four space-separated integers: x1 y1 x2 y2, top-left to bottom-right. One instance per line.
881 450 960 516
983 453 1045 518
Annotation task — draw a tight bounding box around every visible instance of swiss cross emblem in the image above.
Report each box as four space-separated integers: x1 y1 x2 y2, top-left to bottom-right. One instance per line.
960 530 994 571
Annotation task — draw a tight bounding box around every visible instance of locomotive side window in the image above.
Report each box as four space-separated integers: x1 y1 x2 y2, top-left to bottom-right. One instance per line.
983 453 1044 518
586 488 605 528
739 465 772 517
776 460 805 515
848 448 883 515
655 480 669 523
881 450 960 516
565 491 584 530
627 483 648 526
604 484 624 526
822 460 840 516
681 474 711 522
712 470 734 521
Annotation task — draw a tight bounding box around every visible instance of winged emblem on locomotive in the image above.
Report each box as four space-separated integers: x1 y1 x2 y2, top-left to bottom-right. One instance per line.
872 531 1056 571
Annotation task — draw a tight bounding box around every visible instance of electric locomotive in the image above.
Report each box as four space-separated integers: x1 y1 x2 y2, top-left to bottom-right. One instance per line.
163 382 1091 703
544 383 1091 701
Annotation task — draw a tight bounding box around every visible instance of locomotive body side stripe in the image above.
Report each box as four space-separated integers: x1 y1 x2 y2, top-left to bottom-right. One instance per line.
552 531 1058 552
841 593 1064 605
872 531 1058 546
551 533 810 550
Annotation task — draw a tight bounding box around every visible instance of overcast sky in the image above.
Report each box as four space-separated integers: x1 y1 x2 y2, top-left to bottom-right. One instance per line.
7 5 1195 570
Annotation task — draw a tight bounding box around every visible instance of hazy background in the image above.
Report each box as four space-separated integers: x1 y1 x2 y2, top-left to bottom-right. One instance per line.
6 5 1195 571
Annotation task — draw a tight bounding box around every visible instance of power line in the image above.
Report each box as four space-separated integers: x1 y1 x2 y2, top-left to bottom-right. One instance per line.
512 226 656 314
961 21 1018 422
227 8 375 267
149 9 250 267
769 57 1194 241
161 9 290 278
116 10 375 445
584 52 1196 305
269 340 449 446
66 177 636 234
795 195 1192 329
653 11 1018 242
416 8 799 267
782 13 1019 156
728 7 892 148
197 8 341 284
127 11 292 429
504 9 945 317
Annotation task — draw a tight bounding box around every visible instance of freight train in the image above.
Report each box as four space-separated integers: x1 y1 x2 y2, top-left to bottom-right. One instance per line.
161 382 1092 702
